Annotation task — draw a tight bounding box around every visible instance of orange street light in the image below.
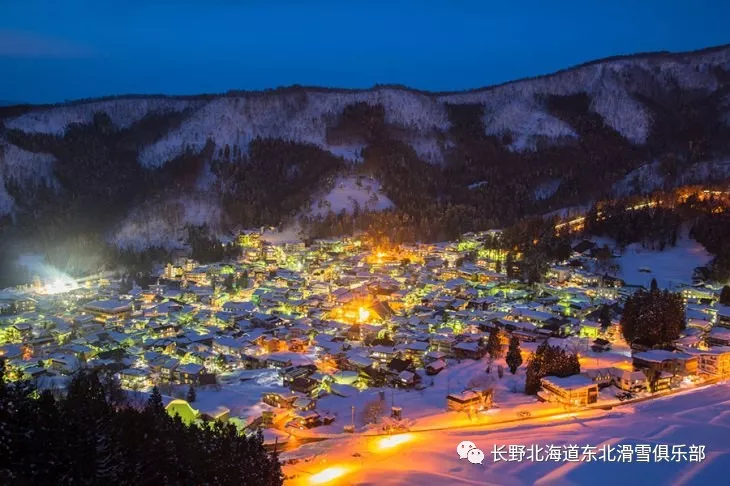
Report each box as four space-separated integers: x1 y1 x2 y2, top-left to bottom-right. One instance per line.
373 433 413 451
309 466 350 485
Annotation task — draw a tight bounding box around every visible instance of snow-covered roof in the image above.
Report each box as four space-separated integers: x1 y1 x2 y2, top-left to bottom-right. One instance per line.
453 341 480 351
541 374 596 390
426 359 446 370
633 349 694 363
709 327 730 340
700 345 730 355
608 367 646 381
177 363 204 375
399 370 415 381
717 305 730 318
85 299 132 311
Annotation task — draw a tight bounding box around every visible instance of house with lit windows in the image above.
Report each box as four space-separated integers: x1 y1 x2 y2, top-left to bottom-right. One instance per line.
539 375 599 406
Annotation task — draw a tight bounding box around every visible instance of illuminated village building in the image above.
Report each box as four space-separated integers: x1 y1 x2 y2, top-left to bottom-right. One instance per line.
2 225 729 440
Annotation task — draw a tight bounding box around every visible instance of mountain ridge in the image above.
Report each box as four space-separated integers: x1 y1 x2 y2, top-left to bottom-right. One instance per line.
1 44 730 254
2 43 729 109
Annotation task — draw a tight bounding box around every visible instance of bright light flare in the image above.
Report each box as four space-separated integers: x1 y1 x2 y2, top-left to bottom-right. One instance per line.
17 255 79 295
358 306 370 323
44 276 78 295
551 413 578 420
374 433 412 451
309 466 350 485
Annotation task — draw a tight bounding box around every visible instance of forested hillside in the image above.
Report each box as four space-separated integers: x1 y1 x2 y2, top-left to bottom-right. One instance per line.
1 45 730 278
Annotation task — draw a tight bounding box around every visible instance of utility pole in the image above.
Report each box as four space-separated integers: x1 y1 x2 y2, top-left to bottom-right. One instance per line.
351 405 355 429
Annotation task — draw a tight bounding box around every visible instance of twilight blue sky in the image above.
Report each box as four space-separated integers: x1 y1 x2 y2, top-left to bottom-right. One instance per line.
1 0 730 104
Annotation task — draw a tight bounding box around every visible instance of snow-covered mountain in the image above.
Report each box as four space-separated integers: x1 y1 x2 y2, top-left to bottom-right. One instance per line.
5 46 729 167
307 175 393 217
1 45 730 249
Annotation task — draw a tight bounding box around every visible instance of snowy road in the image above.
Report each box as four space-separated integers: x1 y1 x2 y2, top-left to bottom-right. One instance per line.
282 382 730 485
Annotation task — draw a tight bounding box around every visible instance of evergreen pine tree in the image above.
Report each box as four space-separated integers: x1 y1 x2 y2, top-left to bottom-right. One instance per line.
187 385 197 403
506 336 523 374
0 356 284 485
566 352 581 376
61 370 119 483
620 289 685 347
32 390 65 483
487 328 503 360
505 253 515 279
650 278 658 291
525 342 581 395
525 342 547 394
146 386 165 416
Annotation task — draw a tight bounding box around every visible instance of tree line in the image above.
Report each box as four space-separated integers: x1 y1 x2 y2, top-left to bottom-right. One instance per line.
690 212 730 282
620 288 685 349
0 361 283 485
584 202 681 251
525 342 581 395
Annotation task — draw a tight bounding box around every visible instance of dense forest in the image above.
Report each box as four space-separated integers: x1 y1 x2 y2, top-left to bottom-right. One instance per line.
620 289 686 348
584 202 681 250
284 85 730 244
213 138 346 227
690 211 730 281
0 361 283 485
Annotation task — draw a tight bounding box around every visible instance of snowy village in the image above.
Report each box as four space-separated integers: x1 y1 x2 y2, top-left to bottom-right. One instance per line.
2 200 730 483
6 3 730 484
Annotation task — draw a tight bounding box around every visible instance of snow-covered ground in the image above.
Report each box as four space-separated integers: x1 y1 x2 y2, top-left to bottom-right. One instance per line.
283 382 730 485
6 47 729 171
484 99 577 152
612 158 730 198
110 195 223 251
614 238 712 289
0 142 58 216
135 89 450 168
544 205 591 220
534 179 562 201
592 236 712 289
612 162 665 197
173 368 289 420
4 98 202 135
308 175 393 217
261 226 304 244
301 357 538 437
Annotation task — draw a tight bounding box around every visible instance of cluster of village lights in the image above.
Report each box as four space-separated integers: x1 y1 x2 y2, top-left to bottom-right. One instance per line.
43 277 79 295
